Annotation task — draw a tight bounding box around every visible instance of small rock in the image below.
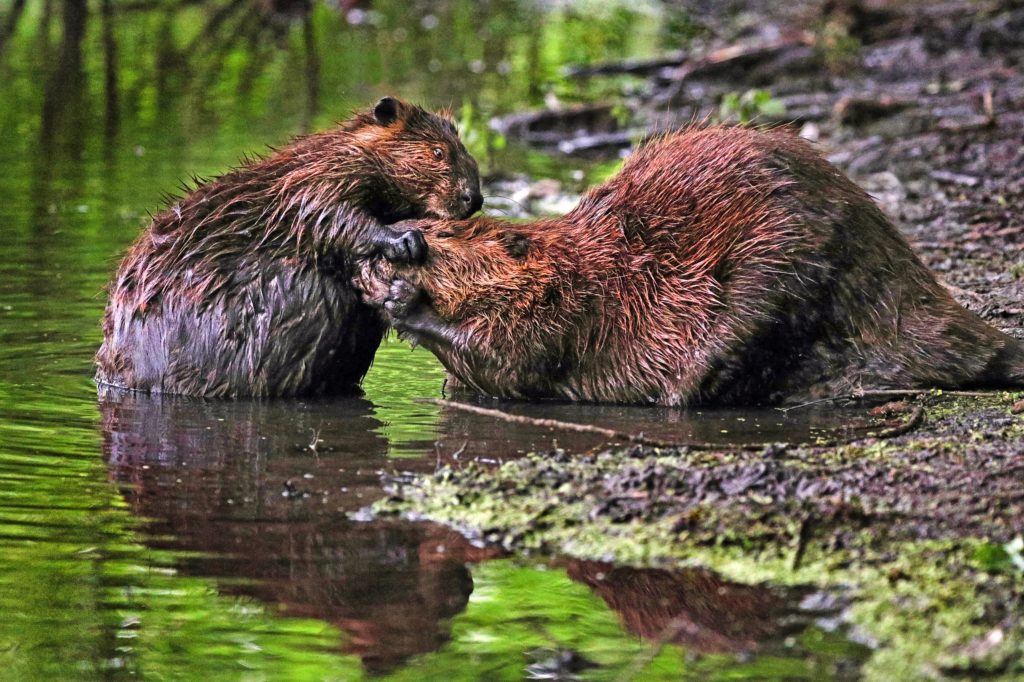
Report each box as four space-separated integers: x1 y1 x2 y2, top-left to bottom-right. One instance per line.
861 171 906 215
799 121 820 141
929 169 981 188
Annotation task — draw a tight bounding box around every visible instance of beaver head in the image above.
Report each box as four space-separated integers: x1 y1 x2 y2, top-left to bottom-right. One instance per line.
341 97 483 223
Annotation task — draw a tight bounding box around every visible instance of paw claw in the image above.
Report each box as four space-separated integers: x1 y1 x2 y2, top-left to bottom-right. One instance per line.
383 279 422 323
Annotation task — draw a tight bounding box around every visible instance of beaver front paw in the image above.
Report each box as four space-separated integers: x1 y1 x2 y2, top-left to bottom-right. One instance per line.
378 225 427 264
383 279 425 324
380 279 462 351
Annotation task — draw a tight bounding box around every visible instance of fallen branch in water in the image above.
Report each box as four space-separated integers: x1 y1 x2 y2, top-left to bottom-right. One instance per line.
420 398 680 449
782 405 926 450
853 388 993 399
420 399 926 452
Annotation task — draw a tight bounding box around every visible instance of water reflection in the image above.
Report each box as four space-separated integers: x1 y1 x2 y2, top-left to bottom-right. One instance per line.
433 388 883 454
98 390 501 672
568 561 807 654
39 0 87 159
1 0 670 200
564 561 866 678
98 390 868 675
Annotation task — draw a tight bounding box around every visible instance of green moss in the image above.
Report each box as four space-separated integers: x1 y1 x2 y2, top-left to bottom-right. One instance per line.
377 394 1024 680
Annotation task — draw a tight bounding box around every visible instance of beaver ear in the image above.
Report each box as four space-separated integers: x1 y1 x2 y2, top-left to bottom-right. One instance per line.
372 97 402 126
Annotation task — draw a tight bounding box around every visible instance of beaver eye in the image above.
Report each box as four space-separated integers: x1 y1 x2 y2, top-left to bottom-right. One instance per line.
432 147 445 161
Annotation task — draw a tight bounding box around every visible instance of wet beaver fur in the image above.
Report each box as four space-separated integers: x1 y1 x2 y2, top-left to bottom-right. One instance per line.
361 126 1024 406
96 97 482 398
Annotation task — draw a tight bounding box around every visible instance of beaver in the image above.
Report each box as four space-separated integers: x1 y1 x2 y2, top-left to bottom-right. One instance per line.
359 126 1024 406
96 97 482 398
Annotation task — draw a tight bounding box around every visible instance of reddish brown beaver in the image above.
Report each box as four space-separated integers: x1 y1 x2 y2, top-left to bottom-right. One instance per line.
360 126 1024 406
96 97 482 398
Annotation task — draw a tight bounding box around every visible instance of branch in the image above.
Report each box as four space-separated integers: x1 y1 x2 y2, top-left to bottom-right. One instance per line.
420 398 681 448
420 399 926 452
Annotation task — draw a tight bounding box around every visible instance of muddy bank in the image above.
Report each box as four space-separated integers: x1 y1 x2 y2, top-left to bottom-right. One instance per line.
379 394 1024 679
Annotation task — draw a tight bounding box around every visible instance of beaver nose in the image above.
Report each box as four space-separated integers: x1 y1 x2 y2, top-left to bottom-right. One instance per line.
460 190 484 217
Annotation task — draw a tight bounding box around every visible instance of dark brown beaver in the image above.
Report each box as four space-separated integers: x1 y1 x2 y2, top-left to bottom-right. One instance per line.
360 126 1024 406
96 97 482 398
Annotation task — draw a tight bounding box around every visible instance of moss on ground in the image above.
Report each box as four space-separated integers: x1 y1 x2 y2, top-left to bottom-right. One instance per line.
377 394 1024 680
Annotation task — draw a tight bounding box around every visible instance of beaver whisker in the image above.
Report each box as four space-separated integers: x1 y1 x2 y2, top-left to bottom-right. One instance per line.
481 193 532 214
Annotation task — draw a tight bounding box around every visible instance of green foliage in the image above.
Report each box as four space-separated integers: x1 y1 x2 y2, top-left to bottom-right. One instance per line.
973 537 1024 574
718 89 786 125
589 158 627 185
658 7 707 50
456 100 506 173
817 19 862 73
609 102 633 127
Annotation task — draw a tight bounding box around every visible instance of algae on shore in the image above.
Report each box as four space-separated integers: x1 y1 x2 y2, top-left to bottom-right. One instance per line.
377 394 1024 680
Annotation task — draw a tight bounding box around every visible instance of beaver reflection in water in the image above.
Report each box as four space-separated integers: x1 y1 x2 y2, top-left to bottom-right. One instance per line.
96 97 482 398
361 126 1024 406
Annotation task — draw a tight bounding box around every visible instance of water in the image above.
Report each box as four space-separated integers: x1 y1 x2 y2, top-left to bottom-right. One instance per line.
0 2 869 679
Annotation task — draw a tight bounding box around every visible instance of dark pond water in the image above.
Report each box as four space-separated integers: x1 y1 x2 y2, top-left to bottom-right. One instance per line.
0 1 871 678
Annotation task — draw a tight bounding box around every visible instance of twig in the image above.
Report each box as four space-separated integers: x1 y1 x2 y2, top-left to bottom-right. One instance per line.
776 395 842 412
874 404 925 439
420 398 680 448
421 399 926 452
792 515 814 571
854 388 992 399
800 405 925 448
